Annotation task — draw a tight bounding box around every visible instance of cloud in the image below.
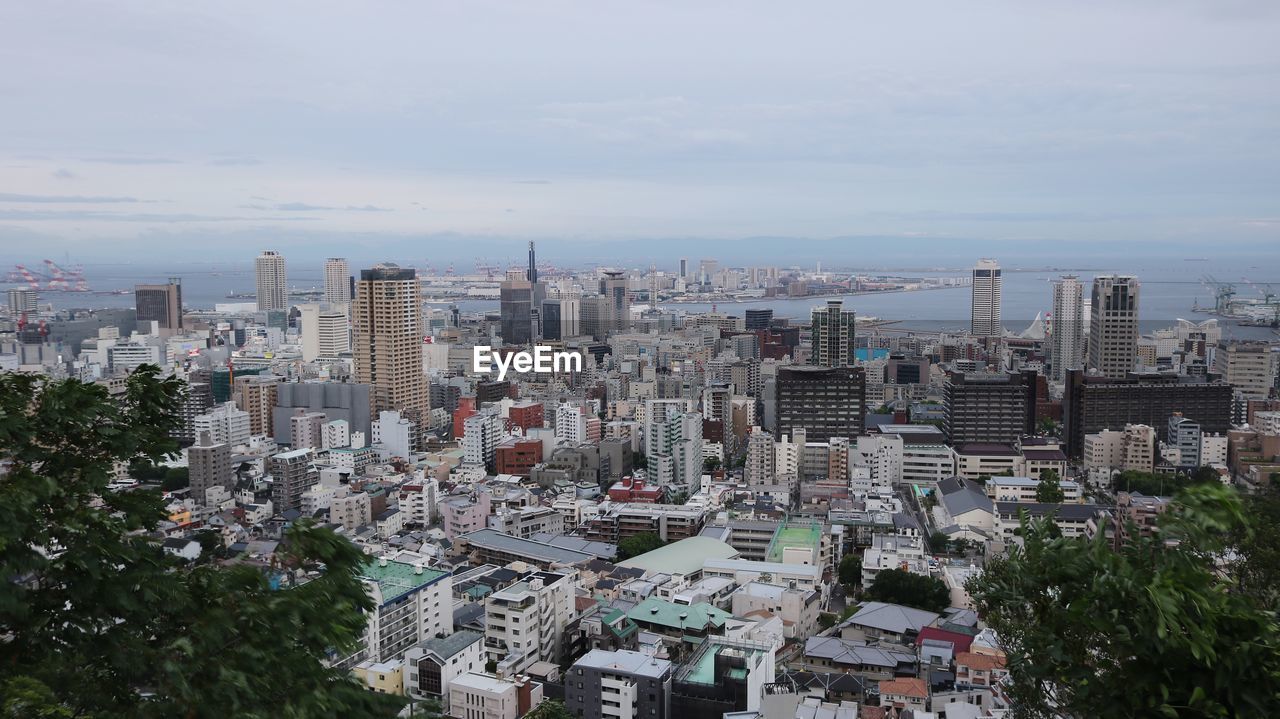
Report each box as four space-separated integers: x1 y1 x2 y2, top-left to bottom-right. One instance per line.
0 192 147 204
0 209 316 222
82 156 183 165
511 179 552 185
208 156 263 166
248 202 392 212
51 168 78 180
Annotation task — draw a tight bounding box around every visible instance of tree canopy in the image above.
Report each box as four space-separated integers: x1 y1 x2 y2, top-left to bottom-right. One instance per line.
615 532 665 561
837 553 862 588
1113 469 1216 496
0 369 403 718
969 483 1280 718
864 569 950 613
1034 469 1065 503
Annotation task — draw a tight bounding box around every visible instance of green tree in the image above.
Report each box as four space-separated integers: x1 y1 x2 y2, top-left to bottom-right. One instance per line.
0 369 404 718
928 531 950 554
968 483 1280 718
524 699 573 719
864 569 950 613
1229 473 1280 609
1034 469 1065 503
703 456 722 472
1191 465 1224 484
615 532 665 561
632 454 647 470
837 553 862 589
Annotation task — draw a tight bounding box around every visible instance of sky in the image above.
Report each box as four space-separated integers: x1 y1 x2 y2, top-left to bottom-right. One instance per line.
1 1 1278 268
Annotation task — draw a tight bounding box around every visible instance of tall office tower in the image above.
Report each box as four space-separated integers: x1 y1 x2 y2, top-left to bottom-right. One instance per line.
269 448 317 512
809 299 856 368
1050 275 1085 381
255 250 288 311
527 241 538 283
745 308 773 331
679 257 688 279
579 295 610 341
774 365 867 442
353 263 428 416
970 258 1002 338
324 257 351 304
134 279 183 334
187 430 232 505
499 270 533 345
942 369 1038 445
744 426 776 485
298 304 351 362
599 271 630 334
1089 275 1140 379
7 288 37 315
541 299 563 340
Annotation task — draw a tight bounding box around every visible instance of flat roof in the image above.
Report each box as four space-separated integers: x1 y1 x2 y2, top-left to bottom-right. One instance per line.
703 558 822 579
574 649 672 678
359 558 450 606
461 528 594 565
618 536 740 576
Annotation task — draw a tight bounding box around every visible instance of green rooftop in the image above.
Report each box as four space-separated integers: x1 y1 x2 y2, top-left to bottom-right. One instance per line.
766 521 821 563
359 558 449 606
627 597 731 632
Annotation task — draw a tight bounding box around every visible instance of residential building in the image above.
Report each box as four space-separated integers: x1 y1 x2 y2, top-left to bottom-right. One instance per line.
1062 369 1232 457
134 280 182 335
353 263 429 416
289 409 326 450
269 448 316 512
255 250 288 311
234 374 279 437
298 304 350 362
774 366 866 442
943 370 1037 445
1167 413 1203 468
403 630 485 711
484 570 575 675
809 299 856 368
339 553 454 668
324 257 351 304
193 401 251 447
565 649 674 719
448 672 543 719
187 430 232 505
985 476 1082 503
1214 342 1277 399
1050 275 1084 381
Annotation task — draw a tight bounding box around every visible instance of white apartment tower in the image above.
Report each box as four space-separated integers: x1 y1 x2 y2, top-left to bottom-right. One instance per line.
324 257 351 304
970 258 1002 338
255 250 288 311
299 303 351 362
1089 275 1140 379
1050 275 1085 381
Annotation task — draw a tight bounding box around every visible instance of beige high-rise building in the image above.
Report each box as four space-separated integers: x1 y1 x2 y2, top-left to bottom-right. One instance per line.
1050 275 1085 381
324 257 351 305
255 250 288 311
353 263 428 417
1213 342 1277 399
234 374 280 437
298 303 351 362
1089 275 1139 379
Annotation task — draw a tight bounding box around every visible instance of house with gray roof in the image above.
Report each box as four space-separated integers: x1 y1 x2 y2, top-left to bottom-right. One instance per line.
838 601 940 644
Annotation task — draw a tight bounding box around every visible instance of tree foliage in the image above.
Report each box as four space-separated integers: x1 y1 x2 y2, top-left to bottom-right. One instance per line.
1113 469 1216 497
837 553 862 588
928 531 951 554
1229 475 1280 610
524 699 573 719
615 532 665 561
0 369 403 718
969 483 1280 718
864 569 950 613
1034 469 1065 503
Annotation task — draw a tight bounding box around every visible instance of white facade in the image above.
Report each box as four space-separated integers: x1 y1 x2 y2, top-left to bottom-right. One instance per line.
324 257 351 304
323 419 351 449
449 673 543 719
193 402 251 447
855 434 904 486
463 410 505 467
555 402 588 444
1050 275 1085 381
255 250 288 312
970 258 1002 338
372 410 414 461
299 303 351 362
484 572 574 675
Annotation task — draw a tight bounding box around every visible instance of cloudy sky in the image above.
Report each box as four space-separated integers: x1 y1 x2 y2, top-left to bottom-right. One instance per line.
1 1 1278 266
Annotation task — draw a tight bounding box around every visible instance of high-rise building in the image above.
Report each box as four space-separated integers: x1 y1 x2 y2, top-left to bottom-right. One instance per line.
324 257 351 304
527 241 538 284
1213 342 1278 399
499 271 533 345
1062 368 1232 457
269 448 317 512
1089 275 1139 379
774 365 866 442
809 299 856 368
1167 413 1202 468
173 380 213 445
7 288 37 315
353 263 429 416
134 279 183 334
1050 275 1085 382
298 304 351 362
255 250 288 311
971 258 1002 338
646 409 703 488
744 426 776 486
234 374 280 437
580 295 611 341
484 570 574 675
744 308 773 331
942 370 1038 445
188 430 232 505
600 271 630 335
679 258 688 279
272 382 373 442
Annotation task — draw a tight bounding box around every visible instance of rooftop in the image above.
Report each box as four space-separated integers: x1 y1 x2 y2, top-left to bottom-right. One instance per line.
418 629 483 660
461 528 595 565
573 648 672 678
841 601 940 634
627 597 731 632
618 536 740 576
359 557 449 606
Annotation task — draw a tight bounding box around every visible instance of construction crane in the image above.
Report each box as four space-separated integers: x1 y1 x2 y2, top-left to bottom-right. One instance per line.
1200 274 1235 314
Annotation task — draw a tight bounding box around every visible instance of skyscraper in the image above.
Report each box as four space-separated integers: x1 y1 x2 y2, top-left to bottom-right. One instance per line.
774 365 866 442
599 271 630 335
7 288 37 315
134 279 183 334
353 263 428 416
809 299 856 368
255 250 287 311
970 258 1002 338
188 430 232 506
679 258 688 279
298 303 351 362
324 257 351 304
527 241 538 283
500 270 533 345
1089 275 1139 379
1050 275 1085 381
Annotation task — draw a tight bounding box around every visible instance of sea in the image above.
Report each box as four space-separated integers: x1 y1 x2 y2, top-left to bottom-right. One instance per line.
9 258 1279 342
